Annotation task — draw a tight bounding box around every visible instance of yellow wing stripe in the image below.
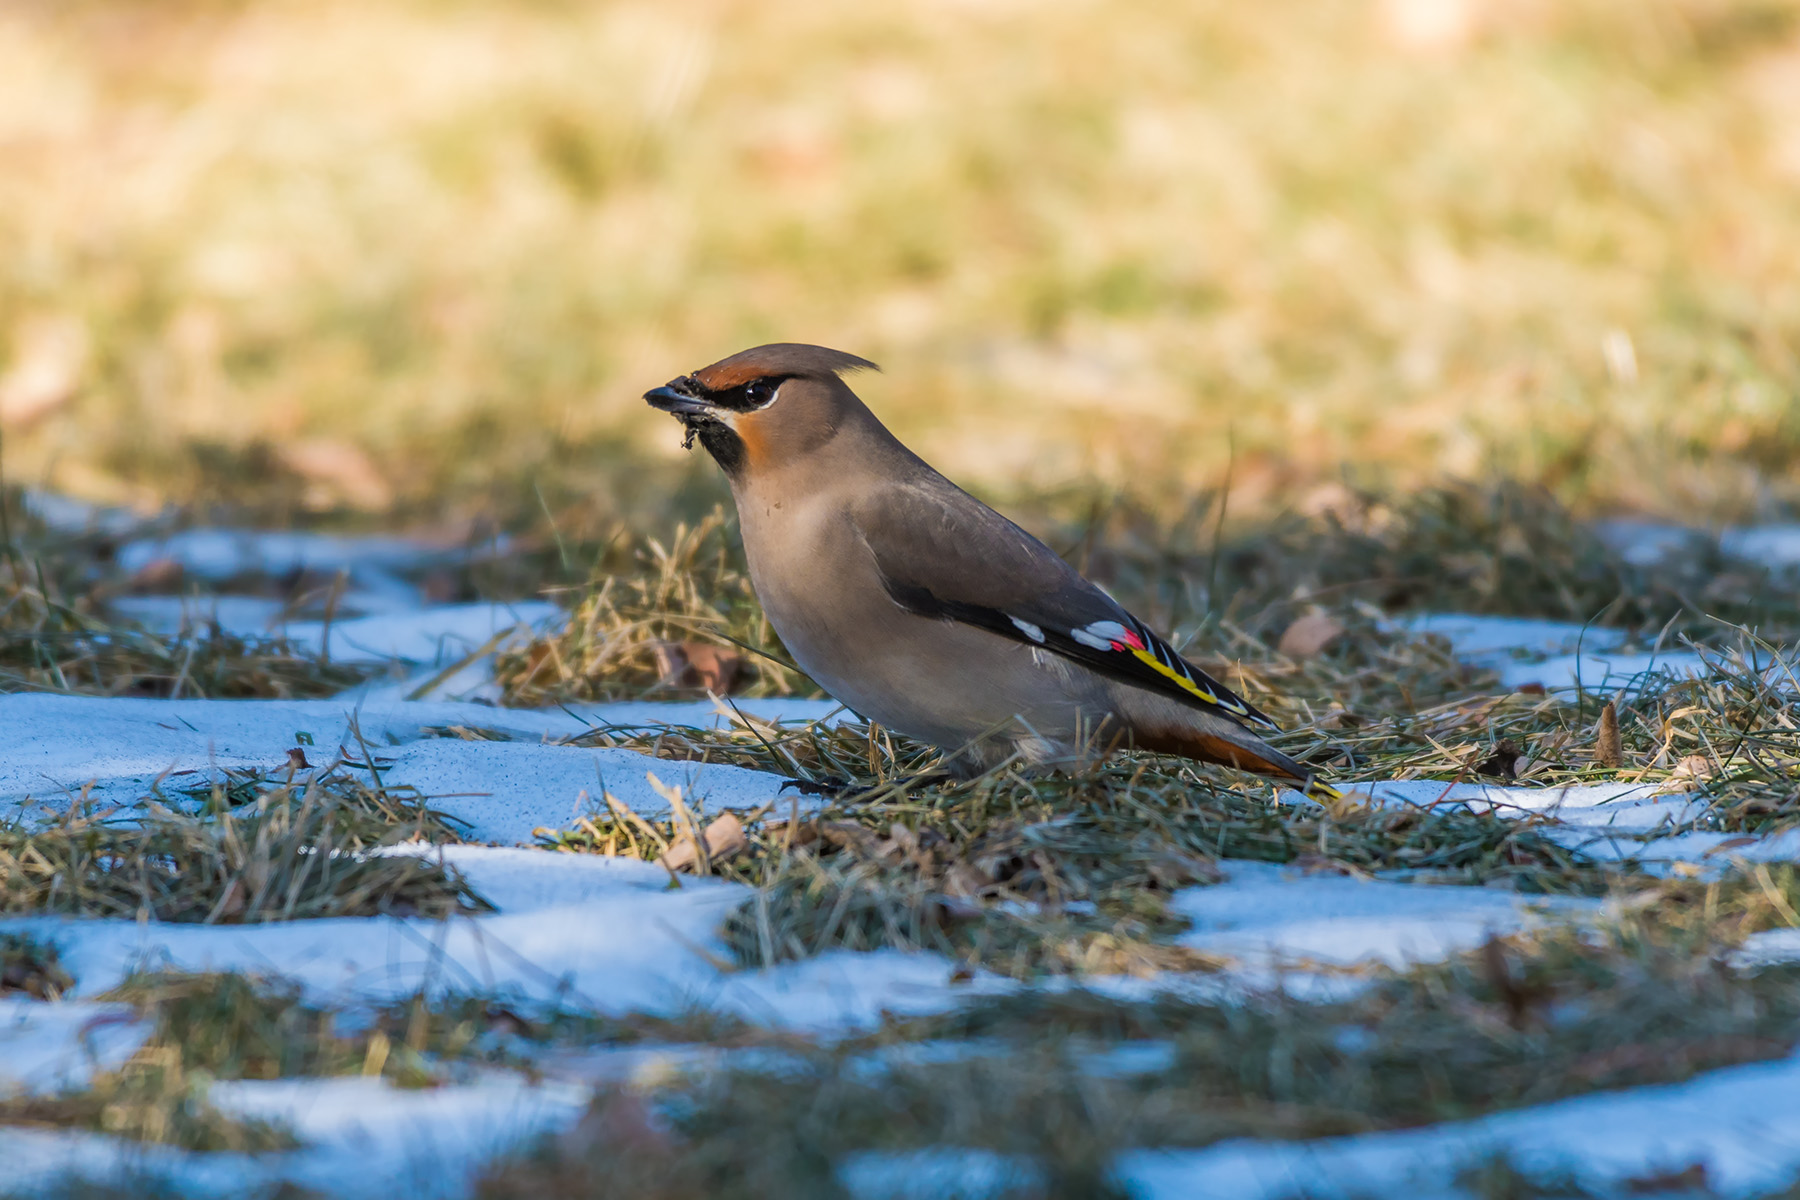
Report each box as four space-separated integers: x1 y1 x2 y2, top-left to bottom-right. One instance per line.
1127 646 1247 715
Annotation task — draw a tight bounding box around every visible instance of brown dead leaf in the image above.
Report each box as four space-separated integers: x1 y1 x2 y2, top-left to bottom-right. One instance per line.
1475 739 1524 781
650 640 746 694
657 812 748 873
1277 611 1345 659
278 438 395 510
1594 699 1622 769
127 557 185 593
1668 754 1717 784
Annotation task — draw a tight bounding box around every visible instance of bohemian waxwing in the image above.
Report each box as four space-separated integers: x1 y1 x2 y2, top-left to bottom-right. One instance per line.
644 342 1342 799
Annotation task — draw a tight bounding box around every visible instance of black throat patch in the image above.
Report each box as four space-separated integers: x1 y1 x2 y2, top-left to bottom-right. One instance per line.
695 422 747 476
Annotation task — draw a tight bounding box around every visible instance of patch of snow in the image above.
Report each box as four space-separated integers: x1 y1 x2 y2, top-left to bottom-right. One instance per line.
348 657 510 705
108 594 293 637
563 696 846 731
1172 861 1590 993
0 694 833 815
0 694 589 811
0 1074 588 1200
115 529 497 582
1405 614 1630 659
1114 1048 1800 1198
0 998 148 1095
380 739 791 844
276 601 563 666
1403 613 1704 694
0 848 1010 1034
1592 519 1709 568
20 490 150 539
210 1074 591 1197
1500 648 1709 695
1733 927 1800 969
840 1149 1045 1200
1720 524 1800 568
1594 518 1800 571
1079 1040 1179 1077
1357 779 1706 832
1558 827 1800 868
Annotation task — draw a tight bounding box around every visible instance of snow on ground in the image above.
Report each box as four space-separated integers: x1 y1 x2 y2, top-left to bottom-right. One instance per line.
1595 517 1800 571
115 528 499 585
381 740 793 842
1355 779 1705 831
0 848 1014 1031
0 1074 592 1200
1404 612 1708 693
12 513 1800 1196
111 598 564 667
0 997 148 1095
1172 861 1591 995
0 693 836 824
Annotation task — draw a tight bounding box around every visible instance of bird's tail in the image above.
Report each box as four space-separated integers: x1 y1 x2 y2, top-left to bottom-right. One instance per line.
1141 725 1345 802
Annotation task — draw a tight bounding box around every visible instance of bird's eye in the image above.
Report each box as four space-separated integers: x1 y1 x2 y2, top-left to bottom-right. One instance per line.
744 378 779 408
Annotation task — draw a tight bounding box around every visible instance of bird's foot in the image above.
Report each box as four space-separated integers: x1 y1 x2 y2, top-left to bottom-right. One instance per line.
778 771 953 803
778 775 851 798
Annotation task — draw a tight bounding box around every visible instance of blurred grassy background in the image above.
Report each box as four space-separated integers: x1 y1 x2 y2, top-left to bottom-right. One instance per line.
2 0 1798 532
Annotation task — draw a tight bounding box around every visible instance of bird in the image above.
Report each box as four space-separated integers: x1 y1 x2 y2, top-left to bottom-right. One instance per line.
644 342 1342 800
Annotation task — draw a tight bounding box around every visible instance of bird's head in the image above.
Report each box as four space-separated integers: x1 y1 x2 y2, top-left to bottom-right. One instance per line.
644 343 879 478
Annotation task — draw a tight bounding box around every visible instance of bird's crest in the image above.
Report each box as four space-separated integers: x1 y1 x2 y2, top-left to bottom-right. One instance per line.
693 343 879 392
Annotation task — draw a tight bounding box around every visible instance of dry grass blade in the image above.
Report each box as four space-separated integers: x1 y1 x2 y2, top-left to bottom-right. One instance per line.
496 510 813 705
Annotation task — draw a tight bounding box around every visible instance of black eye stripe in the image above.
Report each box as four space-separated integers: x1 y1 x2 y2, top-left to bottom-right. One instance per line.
706 375 791 412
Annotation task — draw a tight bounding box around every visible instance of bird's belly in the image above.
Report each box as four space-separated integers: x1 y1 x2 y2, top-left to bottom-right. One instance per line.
773 602 1102 756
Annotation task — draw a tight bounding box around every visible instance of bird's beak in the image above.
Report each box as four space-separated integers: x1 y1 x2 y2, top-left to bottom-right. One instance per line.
643 384 716 417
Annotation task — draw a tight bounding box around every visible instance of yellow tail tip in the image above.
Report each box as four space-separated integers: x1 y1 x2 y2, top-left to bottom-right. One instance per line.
1303 777 1344 802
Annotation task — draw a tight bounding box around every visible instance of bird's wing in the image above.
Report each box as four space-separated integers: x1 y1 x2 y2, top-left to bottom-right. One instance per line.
849 483 1276 729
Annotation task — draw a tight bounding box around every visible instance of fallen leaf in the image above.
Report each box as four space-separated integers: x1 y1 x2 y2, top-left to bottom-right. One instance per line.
1594 699 1623 769
657 812 747 873
1278 612 1345 659
127 557 185 593
650 640 746 694
1668 754 1717 783
1475 739 1524 781
278 438 394 510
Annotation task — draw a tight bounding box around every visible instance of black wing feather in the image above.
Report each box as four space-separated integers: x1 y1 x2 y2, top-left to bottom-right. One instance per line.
880 578 1278 729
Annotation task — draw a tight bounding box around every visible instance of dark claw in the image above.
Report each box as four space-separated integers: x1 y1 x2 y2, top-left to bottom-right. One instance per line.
779 776 851 797
778 772 953 802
